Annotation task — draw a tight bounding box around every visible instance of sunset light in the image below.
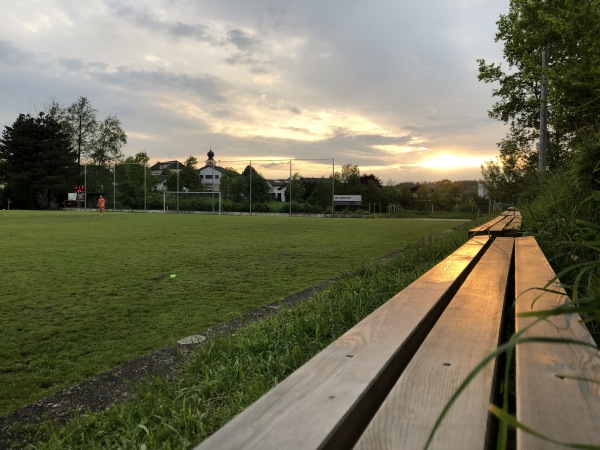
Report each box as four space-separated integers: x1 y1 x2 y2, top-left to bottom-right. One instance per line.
419 154 489 170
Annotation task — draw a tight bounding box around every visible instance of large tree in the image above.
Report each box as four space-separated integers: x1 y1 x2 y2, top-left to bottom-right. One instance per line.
90 115 127 165
115 152 154 209
65 97 97 167
242 165 271 202
0 112 77 209
64 97 127 167
478 0 600 187
335 164 361 195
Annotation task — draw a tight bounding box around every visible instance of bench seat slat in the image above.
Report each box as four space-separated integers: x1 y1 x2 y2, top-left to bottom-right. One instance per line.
355 237 514 449
515 236 600 449
488 216 516 236
469 216 506 237
194 236 490 450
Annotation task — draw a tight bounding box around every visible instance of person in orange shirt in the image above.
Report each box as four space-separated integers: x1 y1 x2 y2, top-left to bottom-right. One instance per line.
97 195 105 216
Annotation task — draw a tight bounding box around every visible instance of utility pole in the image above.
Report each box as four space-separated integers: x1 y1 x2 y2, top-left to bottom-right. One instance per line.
539 44 549 173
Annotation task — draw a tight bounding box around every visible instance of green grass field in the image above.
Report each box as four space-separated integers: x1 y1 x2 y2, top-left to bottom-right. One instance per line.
0 210 466 416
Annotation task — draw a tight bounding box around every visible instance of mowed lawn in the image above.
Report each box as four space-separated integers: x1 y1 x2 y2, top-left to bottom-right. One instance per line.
0 210 465 416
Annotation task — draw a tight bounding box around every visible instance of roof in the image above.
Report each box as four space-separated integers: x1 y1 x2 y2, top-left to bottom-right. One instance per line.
268 179 287 187
150 161 183 171
198 164 226 173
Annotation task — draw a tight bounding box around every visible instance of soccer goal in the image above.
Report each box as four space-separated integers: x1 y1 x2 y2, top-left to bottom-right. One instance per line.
163 191 222 214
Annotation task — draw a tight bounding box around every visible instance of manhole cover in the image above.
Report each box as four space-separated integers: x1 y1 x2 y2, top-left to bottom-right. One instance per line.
177 334 206 345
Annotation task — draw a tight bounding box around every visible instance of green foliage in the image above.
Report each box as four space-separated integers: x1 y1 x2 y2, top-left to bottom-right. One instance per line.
65 97 97 167
90 115 127 166
478 0 600 194
241 165 271 202
285 172 305 202
0 112 77 209
113 156 156 210
523 171 600 334
65 97 127 167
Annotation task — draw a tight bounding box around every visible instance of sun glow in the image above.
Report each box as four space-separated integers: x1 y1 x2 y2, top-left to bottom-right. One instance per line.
419 154 488 170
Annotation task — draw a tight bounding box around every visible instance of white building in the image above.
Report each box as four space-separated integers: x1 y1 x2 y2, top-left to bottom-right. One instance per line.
150 160 183 176
149 160 183 191
268 179 287 202
196 149 289 201
198 149 224 191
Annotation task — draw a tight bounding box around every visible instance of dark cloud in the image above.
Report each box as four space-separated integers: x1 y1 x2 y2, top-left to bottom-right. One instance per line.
0 40 34 66
169 21 209 41
113 5 213 43
227 29 260 52
97 68 228 103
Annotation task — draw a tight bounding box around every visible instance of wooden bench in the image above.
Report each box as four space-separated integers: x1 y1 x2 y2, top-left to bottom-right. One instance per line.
194 234 600 449
469 211 523 238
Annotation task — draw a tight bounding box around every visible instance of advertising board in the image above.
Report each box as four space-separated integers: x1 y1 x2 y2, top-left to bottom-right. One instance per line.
333 195 362 206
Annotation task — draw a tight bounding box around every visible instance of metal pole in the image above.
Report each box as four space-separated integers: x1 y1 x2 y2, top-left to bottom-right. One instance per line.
144 163 147 211
212 163 215 212
539 44 549 173
113 163 116 211
177 161 180 213
289 159 292 214
84 164 87 210
331 158 335 214
249 160 252 215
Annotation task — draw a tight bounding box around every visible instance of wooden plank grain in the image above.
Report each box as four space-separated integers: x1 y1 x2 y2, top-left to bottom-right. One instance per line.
515 236 600 449
504 216 522 232
469 216 506 237
194 236 490 450
354 237 514 450
489 216 515 236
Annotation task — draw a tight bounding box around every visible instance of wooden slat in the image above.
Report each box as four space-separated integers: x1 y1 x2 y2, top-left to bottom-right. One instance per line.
469 216 506 237
504 216 523 237
194 236 490 450
354 237 514 449
505 216 522 230
515 237 600 449
489 215 515 236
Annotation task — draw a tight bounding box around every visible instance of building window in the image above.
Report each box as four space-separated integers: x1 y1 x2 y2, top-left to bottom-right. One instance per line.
206 175 213 179
215 175 220 179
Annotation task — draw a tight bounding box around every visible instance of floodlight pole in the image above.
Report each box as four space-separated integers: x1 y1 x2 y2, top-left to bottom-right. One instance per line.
144 164 147 211
177 161 180 213
539 43 549 173
84 164 87 210
113 163 116 210
331 158 335 214
289 159 292 214
249 160 252 215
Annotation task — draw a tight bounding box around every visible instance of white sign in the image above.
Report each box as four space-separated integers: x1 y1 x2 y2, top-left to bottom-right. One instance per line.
68 193 77 201
333 195 362 206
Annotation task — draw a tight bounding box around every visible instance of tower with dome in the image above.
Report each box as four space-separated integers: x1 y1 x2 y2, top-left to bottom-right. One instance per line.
198 148 224 191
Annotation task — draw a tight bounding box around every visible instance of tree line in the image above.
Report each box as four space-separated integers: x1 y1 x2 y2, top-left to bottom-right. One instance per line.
115 156 485 213
1 97 486 213
478 0 600 203
0 97 126 209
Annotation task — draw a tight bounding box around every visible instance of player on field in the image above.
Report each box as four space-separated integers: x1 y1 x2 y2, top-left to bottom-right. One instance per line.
97 195 105 216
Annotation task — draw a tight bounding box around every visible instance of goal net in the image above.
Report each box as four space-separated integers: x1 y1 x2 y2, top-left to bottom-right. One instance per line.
163 191 222 214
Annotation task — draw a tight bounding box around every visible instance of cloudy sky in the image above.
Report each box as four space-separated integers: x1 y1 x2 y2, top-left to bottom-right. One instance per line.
1 0 509 182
